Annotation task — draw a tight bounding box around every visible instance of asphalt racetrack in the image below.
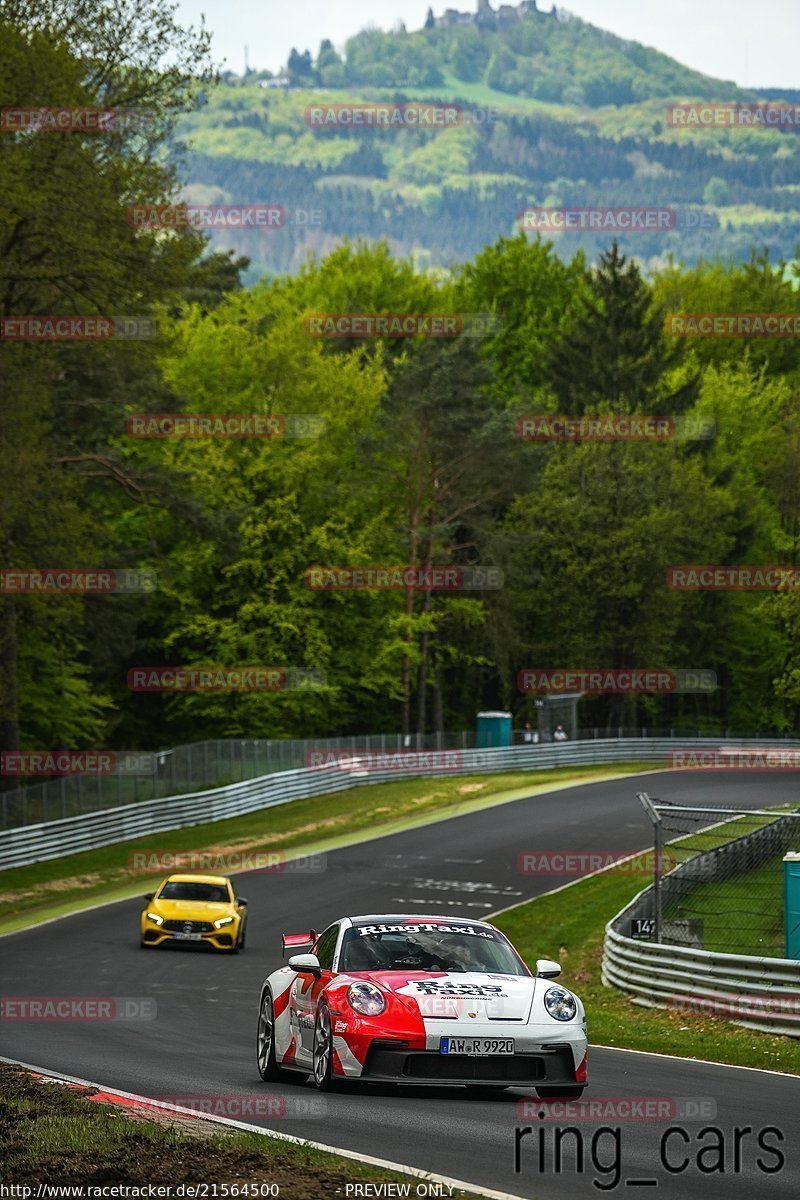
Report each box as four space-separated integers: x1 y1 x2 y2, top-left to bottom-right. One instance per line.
2 769 800 1198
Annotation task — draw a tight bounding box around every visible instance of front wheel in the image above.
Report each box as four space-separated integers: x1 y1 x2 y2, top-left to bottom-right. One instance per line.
256 991 293 1082
312 1003 339 1091
535 1085 586 1099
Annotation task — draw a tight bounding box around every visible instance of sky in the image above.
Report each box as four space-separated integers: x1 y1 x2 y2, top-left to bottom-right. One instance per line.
174 0 797 88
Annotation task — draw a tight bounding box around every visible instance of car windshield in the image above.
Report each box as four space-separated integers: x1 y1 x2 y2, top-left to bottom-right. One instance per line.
340 922 528 974
157 882 230 903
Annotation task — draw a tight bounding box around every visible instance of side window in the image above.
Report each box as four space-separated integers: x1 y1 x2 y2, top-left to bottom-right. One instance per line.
314 924 339 971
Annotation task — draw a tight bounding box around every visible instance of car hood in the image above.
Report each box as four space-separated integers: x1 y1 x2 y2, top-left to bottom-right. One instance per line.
363 970 539 1022
148 900 234 920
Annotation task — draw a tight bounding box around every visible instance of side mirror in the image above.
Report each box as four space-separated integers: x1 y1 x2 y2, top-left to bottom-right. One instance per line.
236 896 248 906
536 958 562 980
144 893 154 902
288 953 321 976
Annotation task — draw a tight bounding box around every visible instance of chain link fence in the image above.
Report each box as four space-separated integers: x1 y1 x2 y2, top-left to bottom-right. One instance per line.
3 725 800 832
635 793 800 958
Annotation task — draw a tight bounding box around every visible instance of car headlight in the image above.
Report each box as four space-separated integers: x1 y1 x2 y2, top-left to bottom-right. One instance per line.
146 912 164 926
347 982 386 1016
544 986 577 1022
214 916 235 928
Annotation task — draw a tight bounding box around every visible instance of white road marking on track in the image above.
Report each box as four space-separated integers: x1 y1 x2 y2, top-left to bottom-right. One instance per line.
592 1043 800 1079
392 898 493 908
403 878 522 895
0 1055 528 1200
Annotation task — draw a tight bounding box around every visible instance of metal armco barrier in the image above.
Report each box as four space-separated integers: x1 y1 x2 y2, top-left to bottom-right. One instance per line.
3 735 800 872
603 871 800 1038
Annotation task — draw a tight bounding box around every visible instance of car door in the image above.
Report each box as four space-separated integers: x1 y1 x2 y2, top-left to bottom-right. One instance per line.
290 922 339 1063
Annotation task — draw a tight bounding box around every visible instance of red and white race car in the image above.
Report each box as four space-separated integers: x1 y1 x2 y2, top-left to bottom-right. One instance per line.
256 913 587 1095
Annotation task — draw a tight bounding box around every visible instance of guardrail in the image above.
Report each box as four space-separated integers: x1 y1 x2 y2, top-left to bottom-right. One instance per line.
3 735 800 873
5 725 798 831
603 835 800 1038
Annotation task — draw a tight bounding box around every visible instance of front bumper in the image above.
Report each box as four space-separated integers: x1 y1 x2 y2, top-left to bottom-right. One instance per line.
361 1041 579 1086
141 925 238 950
334 1019 587 1086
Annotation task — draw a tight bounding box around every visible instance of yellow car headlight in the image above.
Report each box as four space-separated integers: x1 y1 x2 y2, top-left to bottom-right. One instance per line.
214 915 235 928
146 912 164 925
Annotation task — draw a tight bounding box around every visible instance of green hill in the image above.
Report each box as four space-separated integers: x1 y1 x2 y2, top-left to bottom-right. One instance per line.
173 2 800 282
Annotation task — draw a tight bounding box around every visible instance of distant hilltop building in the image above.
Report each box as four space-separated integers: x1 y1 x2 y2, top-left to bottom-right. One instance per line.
435 0 557 28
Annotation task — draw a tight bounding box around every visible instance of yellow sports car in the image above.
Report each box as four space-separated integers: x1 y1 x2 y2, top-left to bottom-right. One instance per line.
140 874 248 952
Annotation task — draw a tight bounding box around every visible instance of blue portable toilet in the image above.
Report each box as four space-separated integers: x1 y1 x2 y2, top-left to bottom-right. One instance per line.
476 711 512 749
784 852 800 960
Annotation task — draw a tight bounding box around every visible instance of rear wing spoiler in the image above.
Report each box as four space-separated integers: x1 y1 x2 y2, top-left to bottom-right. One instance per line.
282 930 317 957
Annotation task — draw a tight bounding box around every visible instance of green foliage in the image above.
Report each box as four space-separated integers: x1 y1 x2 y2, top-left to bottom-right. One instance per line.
4 1 800 758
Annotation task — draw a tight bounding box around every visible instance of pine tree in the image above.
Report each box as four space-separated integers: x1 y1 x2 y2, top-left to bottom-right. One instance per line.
546 241 699 417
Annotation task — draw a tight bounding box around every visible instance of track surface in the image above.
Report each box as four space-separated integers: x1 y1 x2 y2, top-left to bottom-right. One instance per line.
2 770 800 1198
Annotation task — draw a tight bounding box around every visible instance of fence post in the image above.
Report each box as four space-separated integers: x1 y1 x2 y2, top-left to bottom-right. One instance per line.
637 791 662 944
653 819 663 944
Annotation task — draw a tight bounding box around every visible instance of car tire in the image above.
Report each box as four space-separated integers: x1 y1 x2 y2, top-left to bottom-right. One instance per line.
535 1085 586 1099
256 991 293 1082
312 1002 339 1091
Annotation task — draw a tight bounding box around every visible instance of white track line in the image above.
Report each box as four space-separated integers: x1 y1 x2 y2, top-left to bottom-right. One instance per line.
591 1043 800 1079
0 1056 527 1200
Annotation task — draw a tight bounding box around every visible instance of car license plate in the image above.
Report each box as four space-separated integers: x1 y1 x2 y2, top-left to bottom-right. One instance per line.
172 931 202 941
440 1037 514 1055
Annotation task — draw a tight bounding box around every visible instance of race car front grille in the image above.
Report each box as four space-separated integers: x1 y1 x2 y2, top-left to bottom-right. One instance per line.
403 1054 546 1082
162 920 214 933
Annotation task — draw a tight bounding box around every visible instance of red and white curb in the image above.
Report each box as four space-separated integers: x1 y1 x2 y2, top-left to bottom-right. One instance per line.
0 1056 525 1200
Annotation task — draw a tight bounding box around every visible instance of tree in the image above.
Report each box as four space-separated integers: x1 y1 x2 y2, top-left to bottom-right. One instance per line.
703 176 730 206
546 241 700 418
0 0 212 752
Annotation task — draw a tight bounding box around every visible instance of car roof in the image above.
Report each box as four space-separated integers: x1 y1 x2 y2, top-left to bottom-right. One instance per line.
162 874 231 885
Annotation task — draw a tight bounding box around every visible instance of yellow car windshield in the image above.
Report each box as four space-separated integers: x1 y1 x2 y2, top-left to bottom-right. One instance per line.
158 882 230 903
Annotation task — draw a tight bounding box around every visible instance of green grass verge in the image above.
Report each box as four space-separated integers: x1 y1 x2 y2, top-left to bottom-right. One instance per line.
0 1062 481 1194
493 831 800 1075
0 763 657 935
664 851 786 958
